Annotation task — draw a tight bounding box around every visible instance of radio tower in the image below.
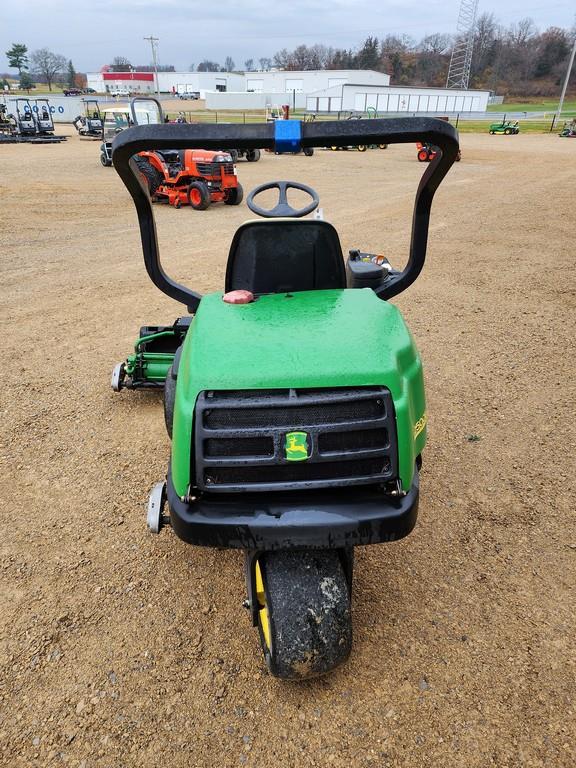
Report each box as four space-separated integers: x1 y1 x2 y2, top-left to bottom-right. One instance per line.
446 0 479 89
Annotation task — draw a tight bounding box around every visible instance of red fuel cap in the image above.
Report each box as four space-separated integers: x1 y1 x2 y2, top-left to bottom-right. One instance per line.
222 290 254 304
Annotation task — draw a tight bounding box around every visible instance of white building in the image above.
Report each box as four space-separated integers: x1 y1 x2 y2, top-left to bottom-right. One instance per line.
86 70 244 97
307 82 489 113
243 69 390 93
86 69 490 114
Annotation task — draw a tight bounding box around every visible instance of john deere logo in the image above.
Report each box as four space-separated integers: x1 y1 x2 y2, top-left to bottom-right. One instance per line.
284 431 310 462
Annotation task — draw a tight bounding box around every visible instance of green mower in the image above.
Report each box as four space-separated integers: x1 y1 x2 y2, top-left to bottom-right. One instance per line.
111 117 460 680
489 119 519 135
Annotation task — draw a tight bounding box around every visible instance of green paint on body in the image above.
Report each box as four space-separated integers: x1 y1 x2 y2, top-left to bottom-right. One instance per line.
172 289 426 495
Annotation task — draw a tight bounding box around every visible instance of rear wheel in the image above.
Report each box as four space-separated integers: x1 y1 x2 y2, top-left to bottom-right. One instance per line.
418 149 429 162
224 183 244 205
378 143 388 149
246 149 260 162
303 146 314 156
504 128 511 135
188 181 211 210
489 130 495 135
254 550 352 680
100 152 111 167
357 144 367 152
228 149 239 162
135 157 163 195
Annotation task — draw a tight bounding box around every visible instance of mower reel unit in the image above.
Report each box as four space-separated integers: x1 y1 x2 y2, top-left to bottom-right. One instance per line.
111 116 460 680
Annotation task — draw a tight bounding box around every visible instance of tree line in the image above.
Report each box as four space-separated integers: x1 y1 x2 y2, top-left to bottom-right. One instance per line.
6 15 575 97
4 43 80 90
191 15 575 96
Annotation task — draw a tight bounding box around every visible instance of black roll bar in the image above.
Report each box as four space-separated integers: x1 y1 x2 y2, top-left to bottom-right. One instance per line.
112 117 460 311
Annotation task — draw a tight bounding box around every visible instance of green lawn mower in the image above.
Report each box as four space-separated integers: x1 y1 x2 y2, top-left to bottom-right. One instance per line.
489 119 519 135
111 117 459 680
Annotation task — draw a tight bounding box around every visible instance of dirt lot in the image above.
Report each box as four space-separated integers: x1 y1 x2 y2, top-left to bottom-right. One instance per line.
1 127 575 767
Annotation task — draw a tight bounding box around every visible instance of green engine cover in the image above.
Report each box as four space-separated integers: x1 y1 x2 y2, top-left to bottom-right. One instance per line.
171 289 427 496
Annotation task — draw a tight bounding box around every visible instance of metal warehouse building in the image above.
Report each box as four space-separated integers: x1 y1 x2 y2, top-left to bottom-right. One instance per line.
86 69 489 113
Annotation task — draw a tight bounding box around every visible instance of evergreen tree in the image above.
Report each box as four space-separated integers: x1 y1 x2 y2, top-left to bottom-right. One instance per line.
67 60 77 88
6 43 29 75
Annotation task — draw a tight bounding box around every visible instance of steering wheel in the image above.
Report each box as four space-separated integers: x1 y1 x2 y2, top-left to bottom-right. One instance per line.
246 181 319 218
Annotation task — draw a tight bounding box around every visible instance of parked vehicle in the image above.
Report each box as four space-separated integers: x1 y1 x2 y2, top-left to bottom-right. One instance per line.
416 142 461 162
489 120 519 135
110 116 460 680
73 99 103 139
32 98 54 135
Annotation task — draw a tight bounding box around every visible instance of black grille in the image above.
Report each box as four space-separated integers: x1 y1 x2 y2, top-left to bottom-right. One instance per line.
318 428 389 454
205 458 390 486
195 161 234 177
194 387 397 493
204 436 273 458
204 399 383 430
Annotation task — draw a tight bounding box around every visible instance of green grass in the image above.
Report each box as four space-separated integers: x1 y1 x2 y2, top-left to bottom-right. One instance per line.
456 119 558 134
488 99 576 114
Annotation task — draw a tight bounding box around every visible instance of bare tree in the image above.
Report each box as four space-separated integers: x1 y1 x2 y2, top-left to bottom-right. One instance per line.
109 56 132 72
419 33 451 55
197 60 220 72
224 56 235 71
30 48 67 91
244 58 254 71
259 57 272 71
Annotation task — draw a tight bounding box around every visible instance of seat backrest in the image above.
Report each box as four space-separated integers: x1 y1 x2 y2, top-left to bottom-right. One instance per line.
225 220 346 295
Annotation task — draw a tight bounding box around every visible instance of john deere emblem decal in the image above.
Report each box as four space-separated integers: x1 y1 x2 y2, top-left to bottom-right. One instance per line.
285 431 310 461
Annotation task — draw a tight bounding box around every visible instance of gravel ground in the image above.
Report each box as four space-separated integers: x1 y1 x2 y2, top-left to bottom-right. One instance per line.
1 127 575 767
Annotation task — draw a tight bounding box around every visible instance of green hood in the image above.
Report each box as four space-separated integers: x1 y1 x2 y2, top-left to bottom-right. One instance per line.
172 289 426 495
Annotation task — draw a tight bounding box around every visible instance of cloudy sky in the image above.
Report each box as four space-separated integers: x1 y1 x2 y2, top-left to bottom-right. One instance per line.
1 0 573 73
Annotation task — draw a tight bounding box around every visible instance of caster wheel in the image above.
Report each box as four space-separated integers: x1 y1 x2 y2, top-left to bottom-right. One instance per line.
147 481 167 533
111 363 125 392
254 550 352 680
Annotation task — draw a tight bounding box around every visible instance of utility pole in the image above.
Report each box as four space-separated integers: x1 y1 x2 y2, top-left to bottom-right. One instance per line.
144 35 160 95
554 36 576 129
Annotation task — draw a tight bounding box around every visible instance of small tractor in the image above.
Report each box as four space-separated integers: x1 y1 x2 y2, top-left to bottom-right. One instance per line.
417 142 461 162
131 98 243 209
489 120 519 135
110 116 460 680
73 99 103 139
136 149 243 209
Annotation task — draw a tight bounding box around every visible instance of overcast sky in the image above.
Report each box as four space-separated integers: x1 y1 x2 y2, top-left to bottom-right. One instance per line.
1 0 573 73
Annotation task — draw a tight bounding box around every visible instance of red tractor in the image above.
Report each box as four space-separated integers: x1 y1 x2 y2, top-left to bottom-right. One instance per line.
136 149 243 209
417 142 461 162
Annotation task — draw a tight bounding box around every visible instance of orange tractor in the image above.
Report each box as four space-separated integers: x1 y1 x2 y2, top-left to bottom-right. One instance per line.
135 149 243 209
417 142 461 162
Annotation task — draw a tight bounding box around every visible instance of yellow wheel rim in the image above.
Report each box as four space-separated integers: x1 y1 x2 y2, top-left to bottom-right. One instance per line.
255 560 271 650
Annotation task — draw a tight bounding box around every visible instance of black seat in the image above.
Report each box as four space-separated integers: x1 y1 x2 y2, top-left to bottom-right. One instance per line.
225 220 346 295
